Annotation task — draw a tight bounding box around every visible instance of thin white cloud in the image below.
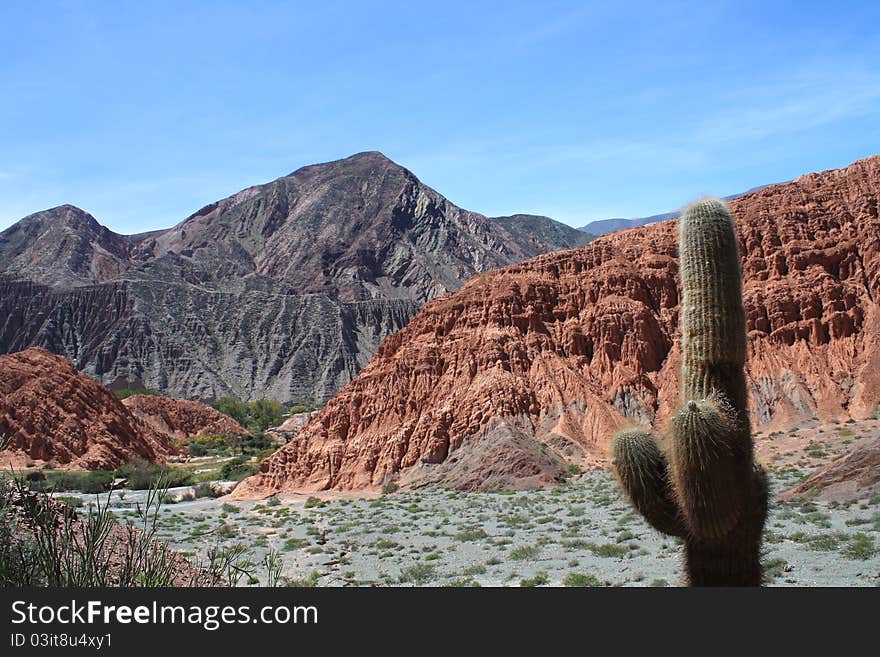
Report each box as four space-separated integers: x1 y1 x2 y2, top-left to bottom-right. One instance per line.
696 69 880 145
510 5 607 49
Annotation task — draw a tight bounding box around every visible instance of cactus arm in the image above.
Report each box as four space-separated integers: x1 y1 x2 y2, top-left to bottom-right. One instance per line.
668 395 752 540
611 427 687 538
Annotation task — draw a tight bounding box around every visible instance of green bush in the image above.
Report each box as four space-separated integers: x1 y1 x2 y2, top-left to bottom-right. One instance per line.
28 470 113 494
842 533 877 560
398 563 436 584
211 398 284 433
563 572 601 587
509 545 540 560
187 443 208 457
219 457 258 481
80 471 114 493
520 572 549 587
114 388 162 400
116 458 191 490
286 570 320 587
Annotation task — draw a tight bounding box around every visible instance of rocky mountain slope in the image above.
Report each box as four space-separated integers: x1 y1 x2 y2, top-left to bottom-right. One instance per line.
233 155 880 497
121 394 249 440
0 152 590 403
0 348 182 469
490 214 592 252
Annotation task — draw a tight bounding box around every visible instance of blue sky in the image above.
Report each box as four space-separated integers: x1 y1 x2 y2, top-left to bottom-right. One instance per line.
1 1 879 233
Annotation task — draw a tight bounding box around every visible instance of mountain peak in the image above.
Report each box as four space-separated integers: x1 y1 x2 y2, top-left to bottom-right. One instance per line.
15 204 98 228
285 150 401 179
344 150 393 162
0 205 131 287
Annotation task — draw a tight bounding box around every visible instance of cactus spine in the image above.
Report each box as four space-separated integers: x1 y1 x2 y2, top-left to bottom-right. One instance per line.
610 198 768 586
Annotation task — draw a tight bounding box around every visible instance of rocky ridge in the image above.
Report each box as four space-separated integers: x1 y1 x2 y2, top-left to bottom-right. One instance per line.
121 394 249 440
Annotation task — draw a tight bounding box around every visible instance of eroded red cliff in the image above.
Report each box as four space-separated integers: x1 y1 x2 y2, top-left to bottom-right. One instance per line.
0 348 183 469
122 394 249 440
232 156 880 497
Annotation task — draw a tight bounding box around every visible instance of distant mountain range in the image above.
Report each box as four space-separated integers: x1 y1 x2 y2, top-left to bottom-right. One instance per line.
577 185 772 235
0 152 591 403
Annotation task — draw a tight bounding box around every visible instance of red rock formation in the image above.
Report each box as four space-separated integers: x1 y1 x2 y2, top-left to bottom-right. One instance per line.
232 156 880 497
780 437 880 502
0 348 182 469
122 394 249 440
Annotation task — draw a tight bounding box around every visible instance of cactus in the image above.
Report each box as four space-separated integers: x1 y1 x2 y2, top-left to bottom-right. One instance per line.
610 198 768 586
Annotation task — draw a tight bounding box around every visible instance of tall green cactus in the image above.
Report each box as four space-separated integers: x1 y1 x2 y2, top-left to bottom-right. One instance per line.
611 198 768 586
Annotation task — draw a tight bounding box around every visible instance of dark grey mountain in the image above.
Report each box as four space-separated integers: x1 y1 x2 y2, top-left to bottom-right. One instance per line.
0 152 590 403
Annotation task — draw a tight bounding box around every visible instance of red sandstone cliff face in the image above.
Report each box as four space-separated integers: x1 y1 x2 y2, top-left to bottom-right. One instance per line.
122 394 249 440
0 348 182 469
233 156 880 497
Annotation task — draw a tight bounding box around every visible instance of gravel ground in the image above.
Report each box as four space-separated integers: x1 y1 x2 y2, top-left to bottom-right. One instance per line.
63 469 880 587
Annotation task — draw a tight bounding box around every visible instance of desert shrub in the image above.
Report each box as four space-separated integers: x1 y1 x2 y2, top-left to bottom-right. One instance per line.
842 533 877 560
0 480 41 585
520 572 549 587
219 457 258 481
183 433 242 456
762 557 788 582
116 458 191 490
563 572 602 587
588 542 629 558
509 545 540 560
454 528 488 541
244 432 273 451
114 388 162 400
187 443 208 457
192 482 219 499
286 570 320 587
381 483 400 495
398 563 435 584
29 470 113 494
217 523 237 539
80 471 115 493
